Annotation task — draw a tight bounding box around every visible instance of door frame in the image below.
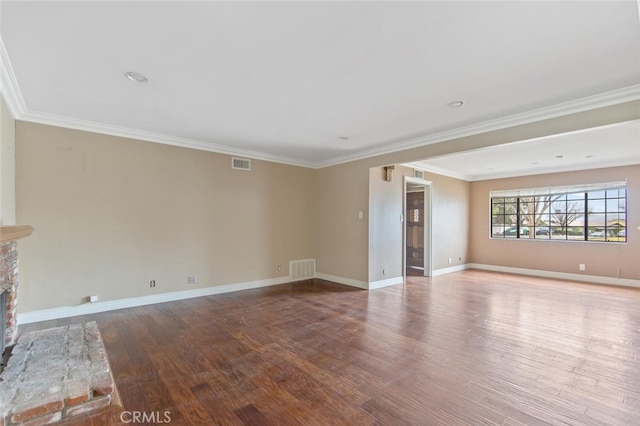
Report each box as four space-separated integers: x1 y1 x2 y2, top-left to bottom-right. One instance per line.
403 176 433 281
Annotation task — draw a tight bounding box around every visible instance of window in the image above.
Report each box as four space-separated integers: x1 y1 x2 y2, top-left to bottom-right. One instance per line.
490 182 627 242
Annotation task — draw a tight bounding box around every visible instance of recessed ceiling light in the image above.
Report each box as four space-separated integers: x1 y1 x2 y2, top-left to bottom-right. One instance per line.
585 155 593 158
555 155 564 159
531 162 539 165
447 100 465 108
124 71 149 83
337 136 349 141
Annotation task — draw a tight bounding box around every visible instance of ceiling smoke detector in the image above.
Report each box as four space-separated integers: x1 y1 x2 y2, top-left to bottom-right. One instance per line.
124 71 149 83
447 100 465 108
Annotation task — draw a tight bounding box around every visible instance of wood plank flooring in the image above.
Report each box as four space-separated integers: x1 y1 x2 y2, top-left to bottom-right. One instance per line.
19 270 640 425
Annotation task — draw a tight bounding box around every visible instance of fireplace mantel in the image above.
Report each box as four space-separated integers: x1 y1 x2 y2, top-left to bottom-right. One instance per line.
0 226 34 244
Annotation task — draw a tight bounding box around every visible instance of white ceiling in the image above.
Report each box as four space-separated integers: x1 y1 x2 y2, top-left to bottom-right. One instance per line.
406 119 640 181
1 1 639 172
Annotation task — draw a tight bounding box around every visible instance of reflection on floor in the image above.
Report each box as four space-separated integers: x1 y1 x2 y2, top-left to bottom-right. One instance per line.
18 271 640 425
406 266 425 276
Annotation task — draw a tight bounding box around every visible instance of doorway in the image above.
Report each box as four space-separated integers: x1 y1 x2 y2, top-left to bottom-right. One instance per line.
403 176 432 279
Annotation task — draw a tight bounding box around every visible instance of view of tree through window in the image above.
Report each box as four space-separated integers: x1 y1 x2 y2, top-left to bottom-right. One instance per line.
490 182 626 242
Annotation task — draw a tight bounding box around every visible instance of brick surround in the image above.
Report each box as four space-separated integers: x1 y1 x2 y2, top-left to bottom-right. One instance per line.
0 225 33 353
1 240 18 351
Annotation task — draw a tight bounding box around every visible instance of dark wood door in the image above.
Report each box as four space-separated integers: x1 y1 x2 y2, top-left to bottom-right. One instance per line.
406 191 424 274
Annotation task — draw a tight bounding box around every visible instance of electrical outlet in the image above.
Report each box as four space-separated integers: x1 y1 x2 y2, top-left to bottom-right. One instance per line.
150 280 156 288
277 265 282 272
579 264 586 271
448 258 452 265
89 295 98 303
187 275 197 284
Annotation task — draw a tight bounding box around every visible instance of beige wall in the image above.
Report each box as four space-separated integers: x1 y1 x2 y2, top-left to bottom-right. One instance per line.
422 169 470 271
368 165 470 282
314 163 369 282
12 100 640 312
368 166 404 281
0 93 16 225
315 101 640 284
16 122 316 311
469 165 640 280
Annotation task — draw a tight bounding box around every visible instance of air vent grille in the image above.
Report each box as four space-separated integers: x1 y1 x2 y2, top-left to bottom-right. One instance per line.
414 169 425 179
289 259 316 282
232 157 251 171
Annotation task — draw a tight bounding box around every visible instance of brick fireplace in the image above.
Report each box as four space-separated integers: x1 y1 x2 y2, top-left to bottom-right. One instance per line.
1 241 18 355
0 226 33 356
0 225 122 425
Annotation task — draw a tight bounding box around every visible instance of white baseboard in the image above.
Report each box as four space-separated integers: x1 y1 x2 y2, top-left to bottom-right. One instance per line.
467 263 640 289
18 276 290 325
369 276 404 290
432 264 469 277
316 272 405 290
23 264 634 325
315 272 368 289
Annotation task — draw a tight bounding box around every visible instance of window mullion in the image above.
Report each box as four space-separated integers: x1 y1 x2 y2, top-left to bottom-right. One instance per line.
584 193 589 241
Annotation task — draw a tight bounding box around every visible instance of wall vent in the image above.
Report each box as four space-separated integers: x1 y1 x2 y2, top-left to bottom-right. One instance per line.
414 169 425 179
289 259 316 282
232 157 251 171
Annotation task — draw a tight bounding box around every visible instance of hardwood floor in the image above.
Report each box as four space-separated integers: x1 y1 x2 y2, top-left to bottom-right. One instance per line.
19 271 640 425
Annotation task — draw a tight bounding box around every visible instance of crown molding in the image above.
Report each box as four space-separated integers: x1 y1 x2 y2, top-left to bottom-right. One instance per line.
0 36 27 118
19 109 316 168
23 83 638 171
408 150 640 183
315 84 640 168
466 157 640 182
407 119 640 182
1 32 314 168
404 161 471 182
3 22 638 171
9 82 640 172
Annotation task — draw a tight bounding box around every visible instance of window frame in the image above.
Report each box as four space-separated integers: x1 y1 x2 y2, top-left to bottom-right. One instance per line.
489 181 627 243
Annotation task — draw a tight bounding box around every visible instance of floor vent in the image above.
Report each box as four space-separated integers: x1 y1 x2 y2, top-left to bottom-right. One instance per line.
289 259 316 282
232 157 251 171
